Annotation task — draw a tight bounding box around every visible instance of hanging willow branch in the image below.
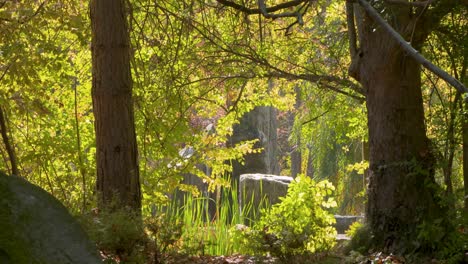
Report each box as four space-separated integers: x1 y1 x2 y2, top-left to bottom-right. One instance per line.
357 0 468 95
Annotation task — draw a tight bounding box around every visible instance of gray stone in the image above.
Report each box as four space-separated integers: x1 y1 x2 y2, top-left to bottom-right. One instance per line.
228 106 280 183
239 173 293 223
334 215 364 234
0 173 101 264
238 173 365 232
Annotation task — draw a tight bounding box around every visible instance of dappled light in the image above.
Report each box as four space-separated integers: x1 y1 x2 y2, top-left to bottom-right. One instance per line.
0 0 467 263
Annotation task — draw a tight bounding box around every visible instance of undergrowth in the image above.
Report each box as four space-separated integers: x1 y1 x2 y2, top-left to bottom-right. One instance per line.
80 177 340 263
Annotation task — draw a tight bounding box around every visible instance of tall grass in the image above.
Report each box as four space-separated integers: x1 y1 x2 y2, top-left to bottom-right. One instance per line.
160 180 269 256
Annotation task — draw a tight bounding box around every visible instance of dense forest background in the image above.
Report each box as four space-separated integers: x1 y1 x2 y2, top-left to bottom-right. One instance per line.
0 0 466 262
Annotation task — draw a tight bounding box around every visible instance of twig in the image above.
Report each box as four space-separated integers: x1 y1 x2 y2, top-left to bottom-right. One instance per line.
302 109 330 125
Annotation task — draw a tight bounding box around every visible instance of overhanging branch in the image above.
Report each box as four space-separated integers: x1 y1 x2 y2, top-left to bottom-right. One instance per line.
216 0 307 14
265 72 365 102
357 0 468 95
384 0 434 7
216 0 313 25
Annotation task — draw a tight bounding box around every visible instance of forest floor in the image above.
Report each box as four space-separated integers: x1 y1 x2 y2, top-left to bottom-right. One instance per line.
149 249 409 264
157 252 409 264
159 253 342 264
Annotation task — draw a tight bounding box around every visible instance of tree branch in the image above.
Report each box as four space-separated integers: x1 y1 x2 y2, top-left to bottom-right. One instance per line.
216 0 307 15
302 109 330 125
216 0 315 26
357 0 468 95
384 0 434 7
265 71 365 99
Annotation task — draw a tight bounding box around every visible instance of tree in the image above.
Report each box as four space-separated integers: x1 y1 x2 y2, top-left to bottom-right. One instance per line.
215 0 466 253
348 1 466 252
0 106 19 176
90 0 141 211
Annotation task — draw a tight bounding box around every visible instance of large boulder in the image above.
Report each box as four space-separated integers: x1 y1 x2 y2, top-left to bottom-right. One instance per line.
239 173 293 223
0 173 101 264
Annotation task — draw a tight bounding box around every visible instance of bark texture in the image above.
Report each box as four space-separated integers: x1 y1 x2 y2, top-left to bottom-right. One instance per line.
290 85 302 178
0 106 19 176
463 103 468 213
90 0 141 211
353 4 446 251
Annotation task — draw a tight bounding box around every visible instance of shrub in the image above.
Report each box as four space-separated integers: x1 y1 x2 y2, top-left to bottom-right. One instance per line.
232 175 337 259
144 212 184 263
345 221 363 238
80 207 146 263
345 222 371 255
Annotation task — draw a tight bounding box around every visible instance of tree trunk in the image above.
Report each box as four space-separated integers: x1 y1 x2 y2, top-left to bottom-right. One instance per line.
290 85 302 178
90 0 141 211
464 101 468 213
290 147 301 178
0 106 19 176
354 7 446 251
441 92 460 202
461 73 468 214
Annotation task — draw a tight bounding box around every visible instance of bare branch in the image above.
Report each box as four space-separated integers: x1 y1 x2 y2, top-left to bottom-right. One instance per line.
302 109 330 125
257 0 307 21
384 0 434 7
216 0 307 15
19 1 46 24
265 72 365 101
357 0 468 95
0 63 12 82
216 0 314 25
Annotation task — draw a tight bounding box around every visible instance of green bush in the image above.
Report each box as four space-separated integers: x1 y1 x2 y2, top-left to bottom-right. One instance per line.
80 208 146 263
345 222 371 255
144 212 184 263
232 175 337 259
345 221 363 238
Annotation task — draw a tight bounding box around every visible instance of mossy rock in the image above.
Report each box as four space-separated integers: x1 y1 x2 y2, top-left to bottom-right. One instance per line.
0 172 101 264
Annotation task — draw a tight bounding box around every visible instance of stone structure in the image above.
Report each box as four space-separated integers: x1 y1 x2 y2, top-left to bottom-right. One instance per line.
239 173 293 223
228 106 280 181
0 173 101 264
239 173 364 233
334 215 364 234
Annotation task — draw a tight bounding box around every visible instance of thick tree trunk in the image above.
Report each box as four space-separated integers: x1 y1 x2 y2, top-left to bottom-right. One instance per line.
354 8 446 251
90 0 141 211
364 48 443 251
